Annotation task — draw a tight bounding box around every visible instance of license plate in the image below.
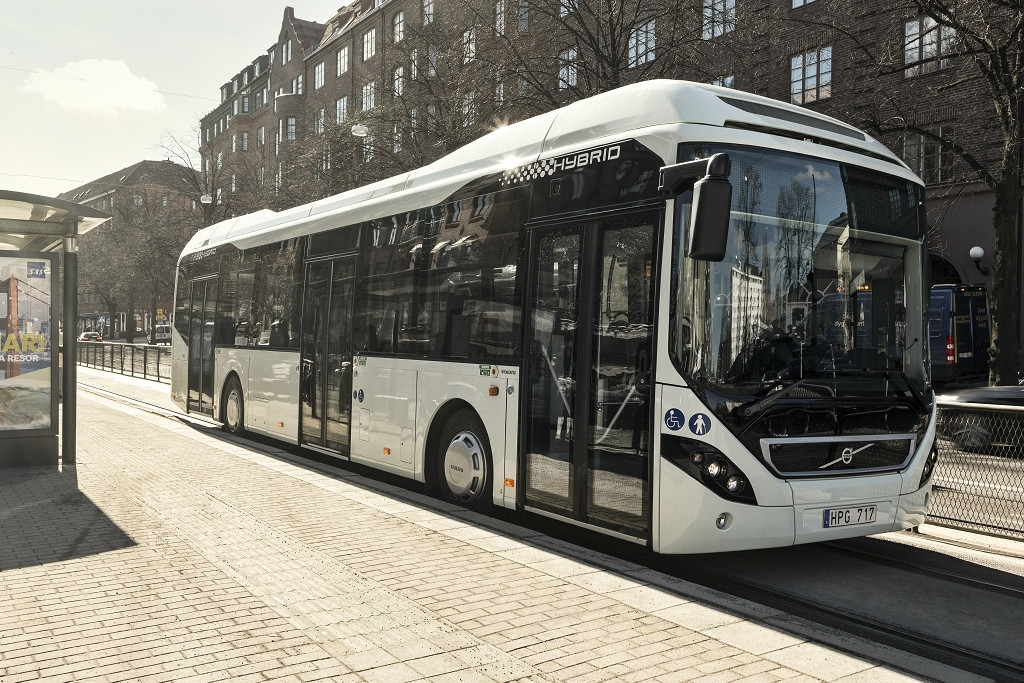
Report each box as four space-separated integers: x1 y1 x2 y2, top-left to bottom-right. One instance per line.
823 505 877 528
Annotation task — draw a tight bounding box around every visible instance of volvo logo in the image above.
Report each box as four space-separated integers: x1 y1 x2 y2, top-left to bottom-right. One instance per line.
820 443 875 469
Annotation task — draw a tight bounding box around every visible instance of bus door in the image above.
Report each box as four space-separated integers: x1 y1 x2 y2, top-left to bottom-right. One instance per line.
522 211 657 538
187 277 217 416
301 256 356 454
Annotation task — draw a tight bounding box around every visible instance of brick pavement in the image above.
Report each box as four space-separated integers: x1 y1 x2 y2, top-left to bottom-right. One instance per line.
0 382 965 682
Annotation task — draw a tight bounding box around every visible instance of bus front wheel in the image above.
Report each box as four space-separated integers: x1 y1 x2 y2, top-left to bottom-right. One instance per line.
222 376 245 436
436 410 492 511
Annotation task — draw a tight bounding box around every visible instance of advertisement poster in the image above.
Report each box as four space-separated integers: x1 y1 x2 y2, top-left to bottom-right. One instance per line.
0 255 53 432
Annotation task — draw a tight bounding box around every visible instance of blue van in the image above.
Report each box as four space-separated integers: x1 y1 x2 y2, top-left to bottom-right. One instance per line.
930 284 989 386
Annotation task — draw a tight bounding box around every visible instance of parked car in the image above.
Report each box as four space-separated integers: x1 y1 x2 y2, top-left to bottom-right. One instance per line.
936 385 1024 453
78 331 103 342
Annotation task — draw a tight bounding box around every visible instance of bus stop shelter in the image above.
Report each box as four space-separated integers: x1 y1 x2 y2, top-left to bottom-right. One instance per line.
0 190 110 467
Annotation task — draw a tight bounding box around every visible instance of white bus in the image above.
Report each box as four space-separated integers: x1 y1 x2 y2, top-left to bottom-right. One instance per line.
172 80 938 553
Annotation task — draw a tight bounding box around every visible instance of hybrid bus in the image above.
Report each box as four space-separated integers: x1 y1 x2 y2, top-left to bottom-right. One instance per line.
172 80 938 553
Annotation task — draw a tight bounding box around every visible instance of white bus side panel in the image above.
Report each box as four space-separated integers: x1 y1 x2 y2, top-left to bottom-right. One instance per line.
412 361 515 507
352 362 418 474
351 359 513 498
216 348 301 443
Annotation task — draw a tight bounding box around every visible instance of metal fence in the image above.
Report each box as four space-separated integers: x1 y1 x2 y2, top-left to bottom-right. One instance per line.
929 400 1024 540
77 342 172 384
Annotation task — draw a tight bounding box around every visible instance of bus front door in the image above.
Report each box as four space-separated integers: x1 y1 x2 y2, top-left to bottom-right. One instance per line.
522 212 657 539
301 257 356 455
187 277 217 416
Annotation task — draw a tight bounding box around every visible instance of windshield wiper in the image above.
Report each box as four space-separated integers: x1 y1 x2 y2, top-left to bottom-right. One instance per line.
735 379 811 418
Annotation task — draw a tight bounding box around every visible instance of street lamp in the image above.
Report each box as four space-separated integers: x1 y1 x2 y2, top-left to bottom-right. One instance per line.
351 124 369 137
970 246 990 275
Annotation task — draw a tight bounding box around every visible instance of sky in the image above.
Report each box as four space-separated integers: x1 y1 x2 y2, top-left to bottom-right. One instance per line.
0 1 346 199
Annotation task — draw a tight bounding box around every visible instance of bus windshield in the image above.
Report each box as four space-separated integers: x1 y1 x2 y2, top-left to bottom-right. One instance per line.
672 144 929 400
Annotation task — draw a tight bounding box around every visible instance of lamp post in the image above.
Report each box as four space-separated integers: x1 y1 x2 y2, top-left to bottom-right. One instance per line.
970 246 990 276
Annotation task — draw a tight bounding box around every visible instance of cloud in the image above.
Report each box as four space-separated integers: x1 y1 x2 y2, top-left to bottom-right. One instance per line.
21 59 166 114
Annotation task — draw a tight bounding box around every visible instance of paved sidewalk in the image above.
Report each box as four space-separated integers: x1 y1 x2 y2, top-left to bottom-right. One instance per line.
0 374 972 682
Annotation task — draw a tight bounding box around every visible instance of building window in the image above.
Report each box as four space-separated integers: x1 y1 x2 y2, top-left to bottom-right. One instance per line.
336 96 348 123
257 126 265 147
495 0 506 35
393 11 405 42
463 28 476 63
629 19 656 66
314 108 325 135
282 39 292 65
428 45 438 77
903 126 954 184
462 92 476 127
362 81 376 111
242 97 250 114
424 0 434 25
560 0 576 17
411 49 419 79
231 134 237 153
337 46 349 76
363 28 377 61
790 45 832 105
792 0 816 6
242 132 249 151
292 75 303 95
394 66 405 96
702 0 735 39
393 124 402 153
410 108 418 138
363 136 374 162
314 62 325 90
495 79 504 106
427 105 436 135
519 0 528 31
285 117 297 141
558 48 577 89
231 175 236 193
905 16 955 77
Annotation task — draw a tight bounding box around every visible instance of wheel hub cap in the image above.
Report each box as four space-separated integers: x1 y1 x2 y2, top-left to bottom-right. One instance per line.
444 431 485 501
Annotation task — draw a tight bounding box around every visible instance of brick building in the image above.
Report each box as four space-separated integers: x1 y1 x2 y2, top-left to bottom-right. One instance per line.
58 160 199 339
199 0 1020 357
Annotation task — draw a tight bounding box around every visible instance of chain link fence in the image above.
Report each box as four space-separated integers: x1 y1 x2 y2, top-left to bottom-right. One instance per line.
76 342 171 384
930 399 1024 540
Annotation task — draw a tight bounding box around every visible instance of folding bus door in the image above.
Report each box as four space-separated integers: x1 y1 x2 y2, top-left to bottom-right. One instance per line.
187 277 217 416
301 256 356 455
522 211 657 538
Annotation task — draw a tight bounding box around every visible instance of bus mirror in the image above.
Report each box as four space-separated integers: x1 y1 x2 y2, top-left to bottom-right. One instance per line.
659 154 732 262
688 155 732 262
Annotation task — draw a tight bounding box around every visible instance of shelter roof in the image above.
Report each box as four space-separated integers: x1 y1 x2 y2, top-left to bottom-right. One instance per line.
0 190 110 252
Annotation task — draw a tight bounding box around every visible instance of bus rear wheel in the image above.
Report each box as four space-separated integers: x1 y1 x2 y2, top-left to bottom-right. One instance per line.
436 410 492 511
222 376 245 436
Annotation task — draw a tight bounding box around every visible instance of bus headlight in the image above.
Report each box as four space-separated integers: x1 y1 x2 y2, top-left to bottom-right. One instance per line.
918 444 939 488
662 435 757 505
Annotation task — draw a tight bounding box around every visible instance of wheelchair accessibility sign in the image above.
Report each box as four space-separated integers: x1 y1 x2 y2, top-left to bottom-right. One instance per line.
664 409 712 436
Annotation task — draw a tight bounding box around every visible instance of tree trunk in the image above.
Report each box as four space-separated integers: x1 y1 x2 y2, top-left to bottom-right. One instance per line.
988 167 1022 385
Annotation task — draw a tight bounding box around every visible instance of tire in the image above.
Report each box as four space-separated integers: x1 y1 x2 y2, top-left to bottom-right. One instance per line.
952 414 991 453
435 410 492 511
222 376 245 436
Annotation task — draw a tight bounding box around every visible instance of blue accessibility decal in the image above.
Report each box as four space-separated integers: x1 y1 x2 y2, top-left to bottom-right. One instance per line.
664 408 685 431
